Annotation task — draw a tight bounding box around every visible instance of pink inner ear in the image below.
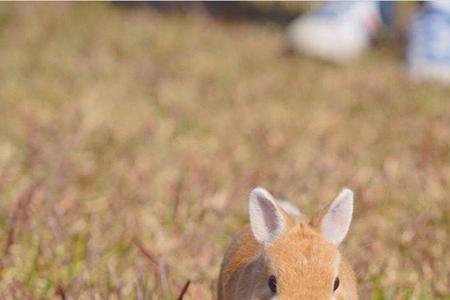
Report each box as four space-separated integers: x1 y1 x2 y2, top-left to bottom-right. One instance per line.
258 198 279 235
321 189 353 245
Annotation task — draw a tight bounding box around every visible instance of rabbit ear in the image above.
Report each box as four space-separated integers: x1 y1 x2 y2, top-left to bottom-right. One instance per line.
315 188 354 245
249 187 286 244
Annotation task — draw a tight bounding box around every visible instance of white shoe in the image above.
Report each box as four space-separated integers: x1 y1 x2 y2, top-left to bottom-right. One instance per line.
287 1 381 64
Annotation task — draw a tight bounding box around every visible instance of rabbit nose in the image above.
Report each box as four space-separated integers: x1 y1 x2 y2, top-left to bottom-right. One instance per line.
289 292 333 300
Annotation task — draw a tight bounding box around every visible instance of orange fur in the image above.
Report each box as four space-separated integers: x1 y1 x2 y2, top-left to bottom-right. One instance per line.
218 194 357 300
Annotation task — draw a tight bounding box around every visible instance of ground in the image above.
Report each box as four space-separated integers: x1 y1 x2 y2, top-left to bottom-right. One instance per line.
0 3 448 300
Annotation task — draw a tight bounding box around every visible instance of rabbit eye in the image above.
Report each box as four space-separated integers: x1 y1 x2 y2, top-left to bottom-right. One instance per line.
333 277 340 292
268 275 277 294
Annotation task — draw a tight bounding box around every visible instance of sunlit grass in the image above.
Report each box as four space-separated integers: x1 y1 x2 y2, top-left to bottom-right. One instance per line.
0 3 448 299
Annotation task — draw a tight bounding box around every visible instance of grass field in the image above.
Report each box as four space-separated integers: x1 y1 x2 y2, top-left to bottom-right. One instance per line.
0 3 449 299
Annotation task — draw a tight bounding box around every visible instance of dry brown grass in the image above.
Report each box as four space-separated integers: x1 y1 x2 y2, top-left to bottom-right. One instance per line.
0 3 448 299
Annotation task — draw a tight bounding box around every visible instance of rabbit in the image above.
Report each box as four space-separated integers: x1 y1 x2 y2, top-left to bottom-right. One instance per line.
218 187 357 300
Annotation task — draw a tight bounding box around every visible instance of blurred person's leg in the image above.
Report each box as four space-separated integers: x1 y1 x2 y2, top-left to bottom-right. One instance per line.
407 1 450 84
287 1 388 63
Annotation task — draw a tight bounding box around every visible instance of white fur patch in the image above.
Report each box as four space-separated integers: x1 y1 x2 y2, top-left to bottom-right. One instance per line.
278 199 301 216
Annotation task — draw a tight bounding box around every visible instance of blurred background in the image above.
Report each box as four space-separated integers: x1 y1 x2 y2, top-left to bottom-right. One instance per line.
0 2 448 299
